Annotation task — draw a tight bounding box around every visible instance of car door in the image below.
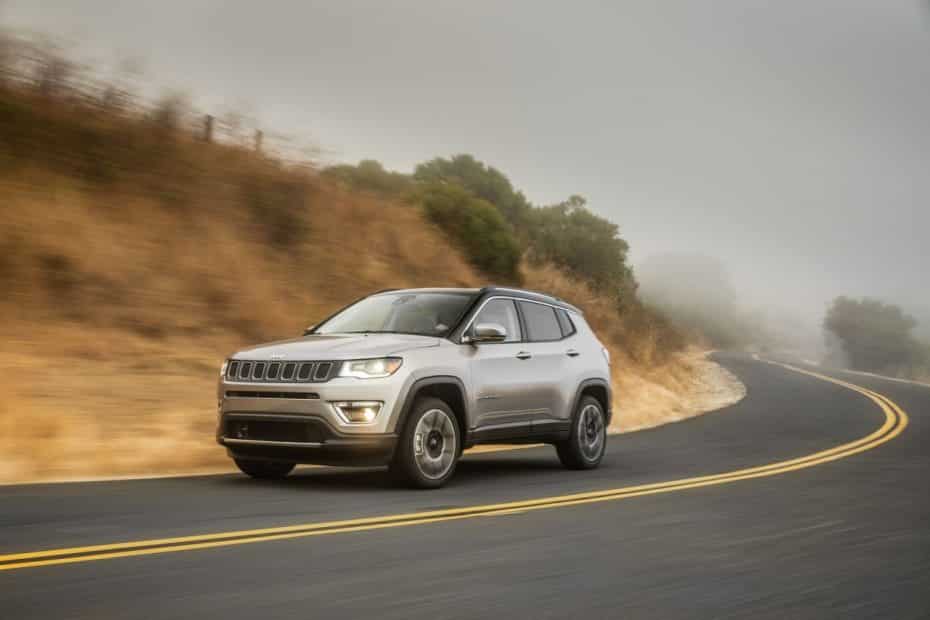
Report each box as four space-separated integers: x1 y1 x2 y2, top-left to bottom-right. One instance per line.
467 298 538 432
515 300 575 429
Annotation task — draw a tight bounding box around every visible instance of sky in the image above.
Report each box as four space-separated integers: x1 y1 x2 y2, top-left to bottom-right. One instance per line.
3 0 929 327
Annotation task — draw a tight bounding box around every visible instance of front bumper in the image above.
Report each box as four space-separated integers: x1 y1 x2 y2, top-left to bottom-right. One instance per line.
217 412 398 466
215 365 424 466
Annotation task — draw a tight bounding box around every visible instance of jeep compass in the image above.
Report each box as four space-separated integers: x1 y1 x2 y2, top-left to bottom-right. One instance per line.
216 287 612 488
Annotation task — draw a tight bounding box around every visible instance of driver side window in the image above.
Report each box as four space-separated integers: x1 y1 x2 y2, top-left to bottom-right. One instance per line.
471 299 522 342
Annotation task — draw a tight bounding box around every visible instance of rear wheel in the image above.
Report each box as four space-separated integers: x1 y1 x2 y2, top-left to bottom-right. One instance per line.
556 395 607 470
233 458 295 480
391 397 460 489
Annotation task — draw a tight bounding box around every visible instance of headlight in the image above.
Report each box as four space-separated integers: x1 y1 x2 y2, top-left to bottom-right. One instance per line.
338 357 403 379
220 359 229 377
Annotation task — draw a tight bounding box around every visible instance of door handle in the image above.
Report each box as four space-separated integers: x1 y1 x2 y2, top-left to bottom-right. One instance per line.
566 349 580 357
516 351 532 360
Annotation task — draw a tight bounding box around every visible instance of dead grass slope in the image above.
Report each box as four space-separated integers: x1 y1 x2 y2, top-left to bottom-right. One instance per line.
0 86 741 483
0 162 485 481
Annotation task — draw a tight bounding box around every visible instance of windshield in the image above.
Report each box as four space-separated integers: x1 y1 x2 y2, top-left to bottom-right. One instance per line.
313 292 475 337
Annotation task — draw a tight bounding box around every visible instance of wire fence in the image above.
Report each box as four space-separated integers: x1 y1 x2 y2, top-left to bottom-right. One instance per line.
0 29 321 165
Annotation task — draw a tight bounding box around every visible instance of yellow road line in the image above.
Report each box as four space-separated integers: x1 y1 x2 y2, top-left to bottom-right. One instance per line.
0 361 908 572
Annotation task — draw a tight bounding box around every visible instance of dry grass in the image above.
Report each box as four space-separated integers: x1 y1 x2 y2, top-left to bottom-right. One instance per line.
0 82 743 483
0 168 484 482
0 179 745 483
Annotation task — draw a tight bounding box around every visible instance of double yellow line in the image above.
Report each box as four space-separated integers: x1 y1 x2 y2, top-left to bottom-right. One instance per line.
0 362 909 573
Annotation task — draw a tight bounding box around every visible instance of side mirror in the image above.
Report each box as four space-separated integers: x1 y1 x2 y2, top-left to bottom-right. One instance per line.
467 322 507 344
303 324 316 336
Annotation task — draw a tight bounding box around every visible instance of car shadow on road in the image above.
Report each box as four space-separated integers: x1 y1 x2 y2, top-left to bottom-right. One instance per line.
216 453 568 492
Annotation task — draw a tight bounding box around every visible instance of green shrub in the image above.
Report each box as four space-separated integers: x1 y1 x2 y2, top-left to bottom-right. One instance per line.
527 195 635 301
418 182 521 282
414 155 532 230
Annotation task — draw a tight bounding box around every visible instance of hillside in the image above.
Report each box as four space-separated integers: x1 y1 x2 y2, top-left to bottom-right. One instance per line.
0 53 743 482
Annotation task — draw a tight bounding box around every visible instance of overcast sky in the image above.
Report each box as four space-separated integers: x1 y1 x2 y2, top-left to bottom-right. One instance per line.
3 1 929 325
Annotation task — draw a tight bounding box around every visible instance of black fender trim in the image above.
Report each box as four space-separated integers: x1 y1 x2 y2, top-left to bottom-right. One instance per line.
571 378 613 425
393 375 471 440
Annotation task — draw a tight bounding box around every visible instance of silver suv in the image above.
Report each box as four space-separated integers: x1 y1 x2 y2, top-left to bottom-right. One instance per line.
216 287 612 488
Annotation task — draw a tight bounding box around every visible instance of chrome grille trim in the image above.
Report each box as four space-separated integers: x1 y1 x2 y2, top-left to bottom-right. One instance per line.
267 362 281 381
238 361 252 381
225 360 339 383
297 362 314 381
281 362 297 381
313 361 333 381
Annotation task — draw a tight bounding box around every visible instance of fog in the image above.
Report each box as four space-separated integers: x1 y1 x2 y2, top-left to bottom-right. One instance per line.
638 253 828 358
3 0 929 337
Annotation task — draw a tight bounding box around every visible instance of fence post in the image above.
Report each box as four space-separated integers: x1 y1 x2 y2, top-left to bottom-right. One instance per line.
203 114 214 143
254 129 263 154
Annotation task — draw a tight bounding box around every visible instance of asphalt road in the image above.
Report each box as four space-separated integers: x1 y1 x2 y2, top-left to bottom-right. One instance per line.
1 352 928 619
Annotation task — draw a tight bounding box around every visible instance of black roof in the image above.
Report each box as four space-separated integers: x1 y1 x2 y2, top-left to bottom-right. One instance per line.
479 286 581 313
374 286 581 314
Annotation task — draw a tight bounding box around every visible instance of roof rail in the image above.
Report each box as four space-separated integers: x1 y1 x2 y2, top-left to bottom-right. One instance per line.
484 285 557 301
481 286 581 313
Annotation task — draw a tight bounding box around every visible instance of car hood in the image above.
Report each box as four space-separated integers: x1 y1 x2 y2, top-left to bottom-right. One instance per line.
231 333 441 361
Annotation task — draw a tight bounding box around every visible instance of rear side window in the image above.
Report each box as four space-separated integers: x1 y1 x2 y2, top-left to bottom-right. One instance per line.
556 309 576 337
518 301 562 341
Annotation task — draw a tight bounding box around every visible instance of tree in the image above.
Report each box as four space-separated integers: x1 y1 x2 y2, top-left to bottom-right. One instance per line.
418 182 521 282
414 155 639 303
823 297 921 374
527 195 635 301
414 154 532 229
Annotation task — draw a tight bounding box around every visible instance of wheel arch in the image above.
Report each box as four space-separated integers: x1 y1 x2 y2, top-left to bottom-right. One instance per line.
395 375 470 447
573 378 613 425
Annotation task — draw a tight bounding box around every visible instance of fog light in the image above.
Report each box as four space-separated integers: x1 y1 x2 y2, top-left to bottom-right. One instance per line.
332 401 383 424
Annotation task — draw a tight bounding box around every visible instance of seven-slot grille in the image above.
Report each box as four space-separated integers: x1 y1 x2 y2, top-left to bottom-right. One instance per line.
226 360 336 383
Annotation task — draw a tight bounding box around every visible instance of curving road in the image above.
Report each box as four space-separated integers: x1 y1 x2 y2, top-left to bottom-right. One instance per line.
1 353 928 618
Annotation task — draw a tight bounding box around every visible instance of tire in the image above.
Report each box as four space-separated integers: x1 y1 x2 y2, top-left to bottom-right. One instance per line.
556 395 607 470
234 458 295 480
391 396 461 489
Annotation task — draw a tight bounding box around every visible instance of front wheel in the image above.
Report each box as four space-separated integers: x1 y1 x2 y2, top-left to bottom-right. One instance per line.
556 395 607 470
391 397 461 489
234 458 295 480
